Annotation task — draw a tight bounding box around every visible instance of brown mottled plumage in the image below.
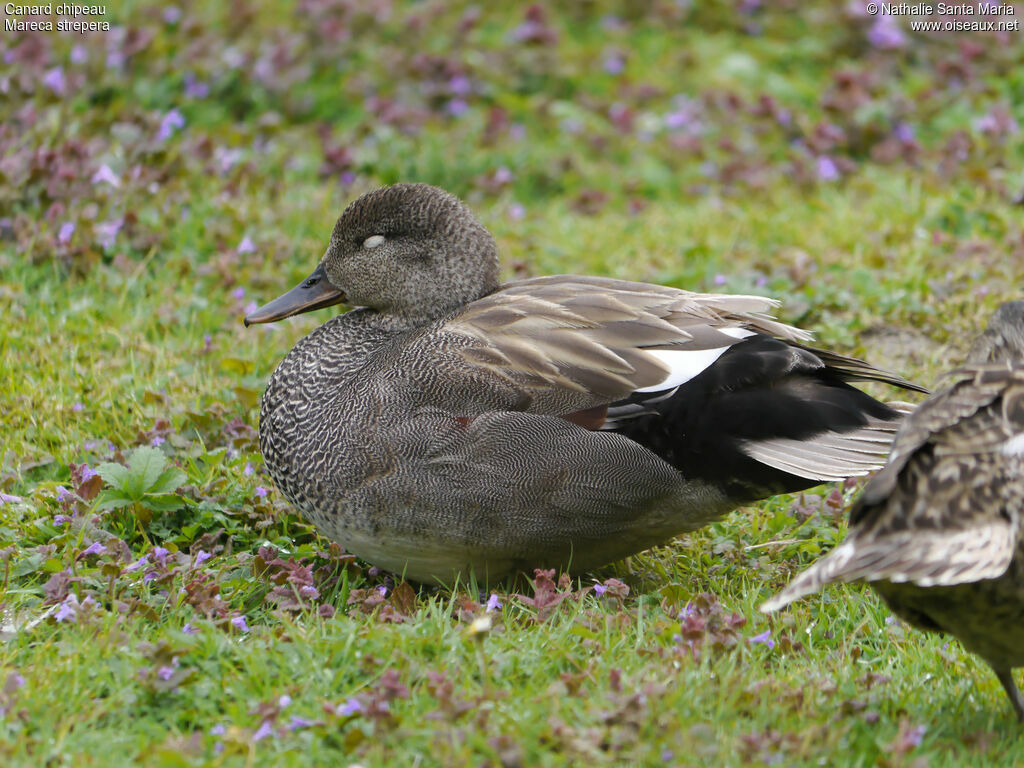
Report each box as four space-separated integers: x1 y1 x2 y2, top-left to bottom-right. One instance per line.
763 301 1024 723
245 184 924 584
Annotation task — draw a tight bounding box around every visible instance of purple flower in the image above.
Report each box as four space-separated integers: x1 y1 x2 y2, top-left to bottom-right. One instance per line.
194 550 212 566
56 486 72 502
237 236 255 254
678 602 695 619
288 716 314 731
94 219 123 250
210 724 226 736
493 166 513 185
252 721 274 741
54 595 79 623
338 698 362 716
80 464 98 482
71 45 87 64
895 122 915 143
713 274 727 286
299 585 320 598
278 694 292 708
6 672 25 691
54 603 76 623
230 615 250 633
867 15 906 50
91 164 121 188
156 109 186 142
448 74 471 96
905 724 926 747
53 514 72 526
376 585 388 598
43 67 66 96
184 73 209 99
58 222 75 244
974 108 1019 136
244 301 258 315
485 593 501 613
593 584 607 597
72 401 84 411
183 623 199 635
243 463 254 476
816 156 840 182
231 287 245 300
664 98 702 133
152 547 169 563
80 542 105 557
255 486 269 499
163 6 182 23
750 629 775 649
508 203 526 221
0 492 23 504
150 436 165 447
446 99 469 117
125 555 150 573
157 665 175 681
603 54 624 75
560 117 584 135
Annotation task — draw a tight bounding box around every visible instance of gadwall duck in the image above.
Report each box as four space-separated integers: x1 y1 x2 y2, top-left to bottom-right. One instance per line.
245 183 925 584
763 301 1024 723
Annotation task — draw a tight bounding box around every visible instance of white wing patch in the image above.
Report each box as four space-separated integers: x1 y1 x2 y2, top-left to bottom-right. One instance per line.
633 328 755 393
1001 433 1024 456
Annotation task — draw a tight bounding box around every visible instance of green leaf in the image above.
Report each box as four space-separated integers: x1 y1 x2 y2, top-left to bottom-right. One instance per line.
148 466 187 495
95 489 137 512
95 462 130 490
139 493 185 512
127 446 168 494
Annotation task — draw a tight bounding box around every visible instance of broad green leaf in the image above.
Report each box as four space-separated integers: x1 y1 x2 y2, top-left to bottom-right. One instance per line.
148 466 187 495
139 493 185 512
126 446 168 497
94 489 136 511
95 462 130 490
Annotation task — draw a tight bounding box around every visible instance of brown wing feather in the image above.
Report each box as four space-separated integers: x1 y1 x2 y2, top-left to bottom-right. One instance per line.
447 275 813 401
763 364 1024 612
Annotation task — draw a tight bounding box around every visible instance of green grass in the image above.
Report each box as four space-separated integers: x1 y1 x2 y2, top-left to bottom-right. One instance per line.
2 1 1024 765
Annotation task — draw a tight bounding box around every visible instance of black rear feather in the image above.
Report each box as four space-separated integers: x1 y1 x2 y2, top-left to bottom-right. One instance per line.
609 336 906 501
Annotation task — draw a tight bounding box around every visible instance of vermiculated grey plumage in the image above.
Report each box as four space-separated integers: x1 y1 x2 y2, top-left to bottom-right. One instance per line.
248 183 924 584
763 300 1024 723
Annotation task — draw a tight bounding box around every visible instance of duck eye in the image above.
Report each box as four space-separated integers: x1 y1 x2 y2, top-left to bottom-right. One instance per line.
362 235 385 249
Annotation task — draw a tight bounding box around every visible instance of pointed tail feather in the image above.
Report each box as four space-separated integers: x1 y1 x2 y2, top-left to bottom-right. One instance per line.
762 521 1016 613
741 405 913 483
760 539 863 612
797 344 930 394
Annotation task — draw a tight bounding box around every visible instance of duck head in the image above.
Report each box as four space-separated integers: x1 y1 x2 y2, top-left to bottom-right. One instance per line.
967 300 1024 363
245 183 500 327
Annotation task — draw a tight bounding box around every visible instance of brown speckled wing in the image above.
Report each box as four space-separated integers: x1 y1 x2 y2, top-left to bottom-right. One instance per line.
444 275 812 402
854 364 1024 515
763 363 1024 611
